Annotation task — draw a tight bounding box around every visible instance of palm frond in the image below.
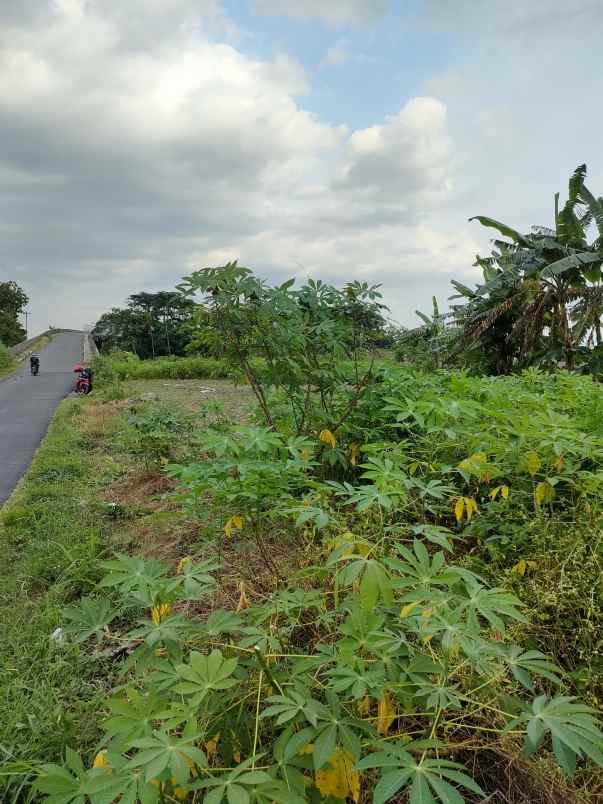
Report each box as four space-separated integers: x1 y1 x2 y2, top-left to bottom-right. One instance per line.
464 295 517 342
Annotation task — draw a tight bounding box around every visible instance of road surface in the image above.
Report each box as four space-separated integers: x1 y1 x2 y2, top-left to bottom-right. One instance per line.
0 331 84 506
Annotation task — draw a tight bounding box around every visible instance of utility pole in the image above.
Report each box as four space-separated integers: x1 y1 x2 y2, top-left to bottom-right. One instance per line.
23 310 30 336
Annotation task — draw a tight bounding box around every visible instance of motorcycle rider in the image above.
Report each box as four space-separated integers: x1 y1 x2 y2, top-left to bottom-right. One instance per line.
73 364 93 393
30 353 40 374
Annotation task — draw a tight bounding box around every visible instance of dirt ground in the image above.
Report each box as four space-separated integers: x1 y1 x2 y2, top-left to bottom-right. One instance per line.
121 377 255 419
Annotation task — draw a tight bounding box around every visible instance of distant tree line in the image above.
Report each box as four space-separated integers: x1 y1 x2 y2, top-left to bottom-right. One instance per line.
93 286 402 360
0 280 28 346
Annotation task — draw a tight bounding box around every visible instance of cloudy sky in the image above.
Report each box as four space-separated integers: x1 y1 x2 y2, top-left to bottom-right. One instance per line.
1 0 602 334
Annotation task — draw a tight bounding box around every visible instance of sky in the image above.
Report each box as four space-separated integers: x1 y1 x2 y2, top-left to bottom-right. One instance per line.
1 0 602 335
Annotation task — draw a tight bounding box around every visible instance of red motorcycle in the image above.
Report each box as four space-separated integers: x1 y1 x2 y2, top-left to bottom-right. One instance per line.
73 364 93 395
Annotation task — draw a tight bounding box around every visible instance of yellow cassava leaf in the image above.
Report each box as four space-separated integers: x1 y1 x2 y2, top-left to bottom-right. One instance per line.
400 601 420 619
205 733 220 761
151 602 172 625
526 451 542 477
350 443 360 466
534 482 554 507
377 691 396 736
454 497 465 522
92 750 110 770
357 696 371 716
465 497 479 521
176 556 191 574
315 748 360 802
534 483 546 507
236 582 251 612
458 452 487 474
171 780 188 801
319 429 337 449
554 456 565 473
512 559 537 578
224 515 243 538
511 559 527 577
490 486 509 500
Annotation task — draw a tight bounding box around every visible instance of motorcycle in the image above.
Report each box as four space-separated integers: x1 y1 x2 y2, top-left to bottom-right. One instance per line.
30 360 39 376
73 364 93 395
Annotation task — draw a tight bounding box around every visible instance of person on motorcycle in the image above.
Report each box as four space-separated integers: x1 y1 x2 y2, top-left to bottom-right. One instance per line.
30 353 40 374
73 364 93 394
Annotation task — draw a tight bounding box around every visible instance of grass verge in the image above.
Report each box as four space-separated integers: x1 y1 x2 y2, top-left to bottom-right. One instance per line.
0 398 118 795
0 380 255 798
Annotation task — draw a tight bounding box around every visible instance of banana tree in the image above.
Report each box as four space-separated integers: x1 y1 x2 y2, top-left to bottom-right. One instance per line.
395 297 461 369
453 164 603 373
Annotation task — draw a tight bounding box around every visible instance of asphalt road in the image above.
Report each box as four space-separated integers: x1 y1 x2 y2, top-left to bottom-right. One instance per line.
0 331 84 506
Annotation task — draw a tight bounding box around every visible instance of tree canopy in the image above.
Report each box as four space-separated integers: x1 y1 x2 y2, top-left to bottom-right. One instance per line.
92 291 196 358
399 164 603 376
454 164 603 373
0 280 28 346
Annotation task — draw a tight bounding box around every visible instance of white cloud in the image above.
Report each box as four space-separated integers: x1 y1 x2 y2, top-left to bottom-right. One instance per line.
253 0 389 26
423 0 603 35
0 0 474 333
335 98 452 205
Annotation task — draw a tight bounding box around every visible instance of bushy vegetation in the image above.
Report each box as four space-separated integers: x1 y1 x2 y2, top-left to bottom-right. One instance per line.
5 263 600 803
399 165 603 376
0 338 12 369
92 353 237 381
0 400 115 792
0 280 28 346
178 263 387 433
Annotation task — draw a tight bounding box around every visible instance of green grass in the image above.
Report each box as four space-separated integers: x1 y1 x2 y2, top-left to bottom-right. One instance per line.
95 354 240 380
0 360 16 379
0 399 117 795
0 379 256 797
94 352 398 383
0 340 14 378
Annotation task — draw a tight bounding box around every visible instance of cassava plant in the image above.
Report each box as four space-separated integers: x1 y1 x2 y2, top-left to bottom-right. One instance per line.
166 425 320 571
29 535 603 804
178 263 387 439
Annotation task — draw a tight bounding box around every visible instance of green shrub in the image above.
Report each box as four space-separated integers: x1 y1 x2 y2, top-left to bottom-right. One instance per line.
117 402 194 465
92 354 242 381
0 339 12 369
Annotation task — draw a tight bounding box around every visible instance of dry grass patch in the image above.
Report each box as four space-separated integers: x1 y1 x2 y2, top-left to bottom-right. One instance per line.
122 377 254 418
75 399 125 440
84 378 298 616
